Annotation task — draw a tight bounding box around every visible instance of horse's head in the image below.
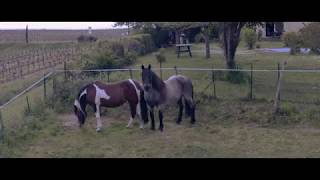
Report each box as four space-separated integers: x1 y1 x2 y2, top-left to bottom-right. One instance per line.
74 100 86 127
141 64 153 92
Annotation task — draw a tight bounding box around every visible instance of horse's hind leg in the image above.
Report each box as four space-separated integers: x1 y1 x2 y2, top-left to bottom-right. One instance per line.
127 102 137 128
185 98 196 124
95 104 103 132
176 98 184 124
158 110 163 131
136 103 144 129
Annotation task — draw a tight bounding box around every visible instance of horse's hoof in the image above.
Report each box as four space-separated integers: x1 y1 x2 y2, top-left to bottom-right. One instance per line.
96 128 102 132
176 121 181 125
139 126 144 129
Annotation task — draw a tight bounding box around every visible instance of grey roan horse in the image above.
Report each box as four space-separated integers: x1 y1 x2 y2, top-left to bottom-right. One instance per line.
141 64 196 131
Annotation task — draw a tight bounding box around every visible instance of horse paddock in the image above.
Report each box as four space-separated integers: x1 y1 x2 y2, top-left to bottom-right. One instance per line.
2 41 320 157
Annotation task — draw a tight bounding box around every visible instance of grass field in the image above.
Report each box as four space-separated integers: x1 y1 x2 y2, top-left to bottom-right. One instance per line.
2 40 320 158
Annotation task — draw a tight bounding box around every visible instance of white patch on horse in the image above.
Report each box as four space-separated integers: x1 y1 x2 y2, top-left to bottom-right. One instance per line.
128 79 140 100
128 79 144 128
93 83 110 105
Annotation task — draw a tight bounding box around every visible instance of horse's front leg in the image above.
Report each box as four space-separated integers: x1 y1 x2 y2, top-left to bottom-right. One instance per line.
149 107 155 130
158 105 164 131
95 104 102 132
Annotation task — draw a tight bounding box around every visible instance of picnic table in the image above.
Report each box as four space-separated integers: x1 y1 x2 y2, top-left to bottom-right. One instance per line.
176 44 192 58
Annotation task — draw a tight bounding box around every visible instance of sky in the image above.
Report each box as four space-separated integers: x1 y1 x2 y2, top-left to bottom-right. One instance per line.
0 22 124 30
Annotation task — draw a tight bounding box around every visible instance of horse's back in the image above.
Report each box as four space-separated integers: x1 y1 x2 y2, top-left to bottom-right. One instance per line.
164 75 193 103
166 75 193 88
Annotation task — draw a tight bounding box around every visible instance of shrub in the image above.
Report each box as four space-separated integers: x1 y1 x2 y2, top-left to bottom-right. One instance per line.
257 29 263 41
127 39 145 55
109 41 125 57
279 102 298 116
300 22 320 54
155 48 166 64
77 35 97 42
123 33 156 55
282 32 302 55
194 33 205 43
225 71 249 84
242 28 257 50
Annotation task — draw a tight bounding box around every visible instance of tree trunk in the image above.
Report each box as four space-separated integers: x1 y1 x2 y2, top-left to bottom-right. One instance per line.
204 32 210 58
175 30 180 44
127 23 130 35
222 22 245 69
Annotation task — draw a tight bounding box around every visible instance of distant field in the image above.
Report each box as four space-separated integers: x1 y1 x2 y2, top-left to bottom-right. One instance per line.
0 29 127 43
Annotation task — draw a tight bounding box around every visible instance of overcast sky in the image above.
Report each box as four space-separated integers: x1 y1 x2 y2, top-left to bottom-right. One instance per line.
0 22 123 30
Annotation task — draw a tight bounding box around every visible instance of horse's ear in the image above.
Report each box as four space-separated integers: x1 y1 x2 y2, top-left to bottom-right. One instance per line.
141 65 145 69
148 64 151 69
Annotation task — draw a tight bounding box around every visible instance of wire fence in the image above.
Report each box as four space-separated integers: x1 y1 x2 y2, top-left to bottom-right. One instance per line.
1 65 320 143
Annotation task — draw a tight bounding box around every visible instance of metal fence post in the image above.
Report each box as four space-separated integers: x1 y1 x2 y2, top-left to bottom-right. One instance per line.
0 109 4 143
212 65 216 99
277 62 280 100
129 68 133 79
64 61 67 80
174 66 178 75
250 63 253 100
44 74 47 100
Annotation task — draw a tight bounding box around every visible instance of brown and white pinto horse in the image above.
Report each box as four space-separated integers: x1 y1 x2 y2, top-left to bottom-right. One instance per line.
74 79 148 132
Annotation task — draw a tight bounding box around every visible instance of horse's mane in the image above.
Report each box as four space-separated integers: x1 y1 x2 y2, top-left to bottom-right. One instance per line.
150 69 165 92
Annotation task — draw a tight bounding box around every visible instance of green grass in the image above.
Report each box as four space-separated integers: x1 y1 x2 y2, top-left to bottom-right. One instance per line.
2 40 320 157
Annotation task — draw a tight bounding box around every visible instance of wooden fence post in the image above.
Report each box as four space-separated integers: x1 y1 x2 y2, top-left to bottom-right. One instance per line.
52 75 56 109
26 96 31 113
273 62 285 117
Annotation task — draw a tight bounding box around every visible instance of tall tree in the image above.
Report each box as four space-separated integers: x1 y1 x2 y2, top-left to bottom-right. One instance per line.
114 22 136 35
220 22 261 69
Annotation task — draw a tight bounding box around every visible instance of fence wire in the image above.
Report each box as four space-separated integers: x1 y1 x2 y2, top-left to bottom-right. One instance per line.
2 67 320 143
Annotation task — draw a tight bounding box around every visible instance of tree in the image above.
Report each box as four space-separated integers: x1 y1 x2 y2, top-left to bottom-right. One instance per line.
201 22 216 59
115 22 262 69
220 22 261 69
300 22 320 54
113 22 139 35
